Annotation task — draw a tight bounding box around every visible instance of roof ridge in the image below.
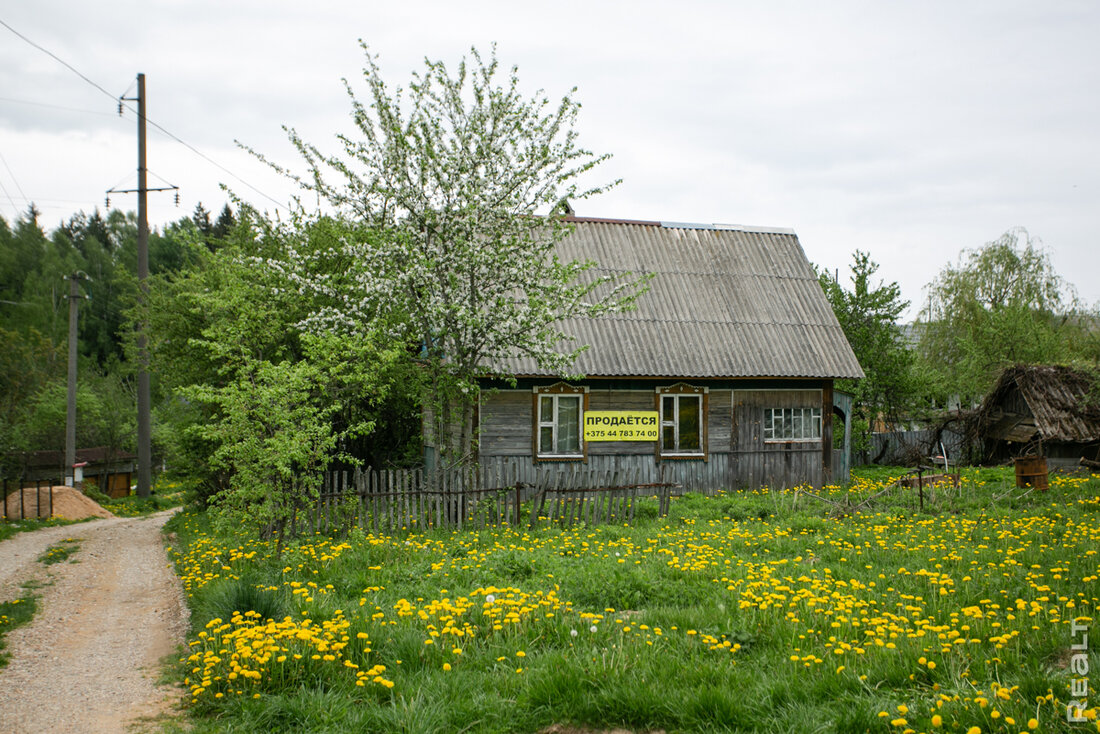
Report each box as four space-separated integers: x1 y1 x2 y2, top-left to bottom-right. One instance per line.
563 215 796 235
566 315 845 327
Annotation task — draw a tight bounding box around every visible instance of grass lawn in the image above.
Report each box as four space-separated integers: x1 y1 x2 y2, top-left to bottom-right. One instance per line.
0 594 37 669
165 467 1099 733
0 515 83 543
93 477 187 518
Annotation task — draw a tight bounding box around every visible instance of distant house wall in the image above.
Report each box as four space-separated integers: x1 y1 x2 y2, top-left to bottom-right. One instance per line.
7 448 134 497
478 379 836 492
86 470 133 498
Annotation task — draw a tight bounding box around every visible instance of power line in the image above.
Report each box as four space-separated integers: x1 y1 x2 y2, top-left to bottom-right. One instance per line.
0 18 122 104
0 149 26 217
0 176 18 216
120 102 287 212
0 150 28 201
0 17 288 214
0 95 117 117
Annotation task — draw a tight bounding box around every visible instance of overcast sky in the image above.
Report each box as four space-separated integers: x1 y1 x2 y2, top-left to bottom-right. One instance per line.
2 1 1097 319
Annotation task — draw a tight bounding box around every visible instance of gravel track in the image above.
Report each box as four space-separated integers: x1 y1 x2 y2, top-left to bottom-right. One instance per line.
0 509 189 733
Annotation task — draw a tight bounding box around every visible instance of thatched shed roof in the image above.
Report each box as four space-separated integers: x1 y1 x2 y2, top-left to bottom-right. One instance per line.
977 365 1100 443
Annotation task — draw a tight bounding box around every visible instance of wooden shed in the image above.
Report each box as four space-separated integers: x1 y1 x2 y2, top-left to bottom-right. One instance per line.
975 364 1100 468
13 446 135 498
468 216 863 492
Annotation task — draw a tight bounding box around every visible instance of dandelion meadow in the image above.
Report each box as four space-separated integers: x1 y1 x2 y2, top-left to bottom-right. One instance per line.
167 468 1099 733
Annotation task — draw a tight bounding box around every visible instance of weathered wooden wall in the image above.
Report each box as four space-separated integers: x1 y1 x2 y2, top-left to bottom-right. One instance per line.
479 386 828 492
731 389 824 490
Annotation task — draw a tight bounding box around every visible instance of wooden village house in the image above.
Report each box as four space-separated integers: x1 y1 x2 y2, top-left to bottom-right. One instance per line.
436 216 864 492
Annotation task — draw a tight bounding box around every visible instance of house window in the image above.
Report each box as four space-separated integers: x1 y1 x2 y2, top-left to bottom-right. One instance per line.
764 407 822 441
657 385 707 457
534 385 587 459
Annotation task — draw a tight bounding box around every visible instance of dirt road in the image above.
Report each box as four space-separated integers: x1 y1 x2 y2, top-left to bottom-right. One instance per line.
0 509 189 733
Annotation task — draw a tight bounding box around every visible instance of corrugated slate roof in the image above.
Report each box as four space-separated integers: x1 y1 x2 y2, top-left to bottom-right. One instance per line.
501 218 864 380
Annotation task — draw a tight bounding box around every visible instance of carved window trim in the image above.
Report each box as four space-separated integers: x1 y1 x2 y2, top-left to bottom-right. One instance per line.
655 383 708 461
532 383 588 462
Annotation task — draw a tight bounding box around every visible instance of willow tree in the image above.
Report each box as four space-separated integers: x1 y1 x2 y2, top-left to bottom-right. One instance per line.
249 45 647 470
918 227 1088 406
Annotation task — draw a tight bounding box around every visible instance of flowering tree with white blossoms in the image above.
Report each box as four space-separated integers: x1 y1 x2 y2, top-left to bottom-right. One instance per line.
249 44 649 468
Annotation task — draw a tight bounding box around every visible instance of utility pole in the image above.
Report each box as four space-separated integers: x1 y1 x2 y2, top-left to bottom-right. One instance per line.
135 72 152 498
112 73 177 498
65 272 89 486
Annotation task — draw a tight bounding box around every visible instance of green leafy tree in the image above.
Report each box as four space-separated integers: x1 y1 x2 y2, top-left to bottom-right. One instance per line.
138 215 314 500
191 203 212 235
247 44 648 469
818 251 917 450
0 327 62 474
19 379 107 452
0 204 231 482
918 227 1091 406
1 208 81 344
190 332 391 553
140 210 411 532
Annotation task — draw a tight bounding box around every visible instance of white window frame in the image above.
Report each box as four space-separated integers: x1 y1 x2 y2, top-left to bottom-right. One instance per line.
657 385 707 458
763 407 822 442
534 385 587 459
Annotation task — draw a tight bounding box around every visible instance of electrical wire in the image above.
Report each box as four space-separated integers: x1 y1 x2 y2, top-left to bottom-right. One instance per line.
117 99 287 211
149 169 177 188
0 151 29 201
0 95 116 118
0 176 19 217
1 17 288 213
0 19 123 105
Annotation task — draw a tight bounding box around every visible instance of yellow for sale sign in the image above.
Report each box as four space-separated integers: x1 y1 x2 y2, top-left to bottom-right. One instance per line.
583 411 659 441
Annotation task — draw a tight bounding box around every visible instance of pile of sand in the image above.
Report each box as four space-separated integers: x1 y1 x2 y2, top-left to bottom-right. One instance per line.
3 485 114 521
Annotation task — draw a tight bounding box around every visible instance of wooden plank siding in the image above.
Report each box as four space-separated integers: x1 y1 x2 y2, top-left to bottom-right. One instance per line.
478 390 532 456
731 388 824 490
479 386 827 493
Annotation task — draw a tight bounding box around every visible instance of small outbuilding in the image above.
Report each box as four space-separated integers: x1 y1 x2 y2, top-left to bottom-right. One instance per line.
975 364 1100 468
13 446 136 498
467 216 863 492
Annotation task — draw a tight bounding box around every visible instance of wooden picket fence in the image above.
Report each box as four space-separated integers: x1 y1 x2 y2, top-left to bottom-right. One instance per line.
305 466 676 537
